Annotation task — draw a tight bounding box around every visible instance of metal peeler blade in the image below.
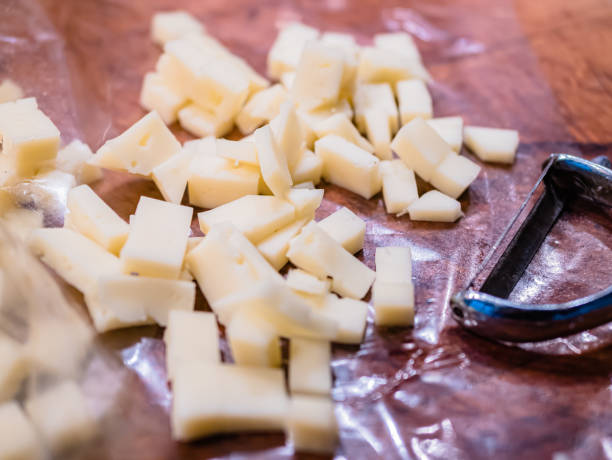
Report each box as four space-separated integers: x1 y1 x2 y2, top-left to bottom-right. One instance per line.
451 153 612 342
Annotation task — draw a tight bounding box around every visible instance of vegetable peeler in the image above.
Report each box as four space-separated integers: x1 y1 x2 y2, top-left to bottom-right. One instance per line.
451 153 612 342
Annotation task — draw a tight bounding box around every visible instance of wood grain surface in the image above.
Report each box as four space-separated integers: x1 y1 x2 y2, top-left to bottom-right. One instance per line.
2 0 612 458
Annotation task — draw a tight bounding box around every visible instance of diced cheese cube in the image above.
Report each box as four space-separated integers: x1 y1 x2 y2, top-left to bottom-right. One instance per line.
317 207 365 254
313 113 374 154
188 155 260 209
140 72 187 125
292 149 322 185
353 83 398 134
407 190 463 222
66 184 129 255
298 99 354 148
396 79 432 125
56 140 103 184
177 103 234 138
270 101 304 173
151 10 205 46
291 42 345 111
315 135 381 200
267 23 319 79
183 136 217 156
318 294 368 344
29 228 120 295
280 71 296 90
426 116 463 153
286 188 324 219
186 223 283 305
430 154 481 199
198 195 296 244
216 138 258 166
391 117 453 182
257 217 311 271
93 111 181 176
236 84 288 134
289 338 331 396
287 221 375 299
0 79 24 103
164 310 220 381
464 126 519 164
374 32 422 62
372 281 415 326
0 401 43 460
171 362 288 441
379 160 419 214
286 268 330 297
0 98 60 176
358 46 429 83
0 333 28 402
227 309 281 367
319 34 359 100
253 124 293 198
287 395 338 455
120 196 192 279
363 108 392 160
152 145 197 204
375 246 412 283
25 381 96 453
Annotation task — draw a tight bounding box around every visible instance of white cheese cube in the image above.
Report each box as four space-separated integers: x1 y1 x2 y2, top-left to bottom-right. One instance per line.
56 140 103 184
287 221 375 299
164 310 220 381
286 268 330 297
0 79 24 103
317 207 366 254
464 126 519 164
267 23 319 79
374 32 422 62
25 381 96 453
363 108 392 160
391 117 453 182
140 72 187 125
270 101 304 173
151 10 205 46
379 160 419 214
0 401 43 460
426 116 463 153
315 135 381 199
29 228 120 295
407 190 463 222
297 98 354 148
375 246 412 283
286 188 324 219
227 310 281 367
280 71 296 90
372 281 415 326
236 84 288 134
188 155 260 209
182 136 217 156
0 98 60 176
396 79 433 124
319 34 359 100
93 111 181 176
353 83 398 134
313 113 374 154
198 195 296 244
120 196 192 279
152 146 197 204
0 333 28 402
287 395 338 455
171 362 288 441
318 294 368 344
289 338 331 396
256 217 311 271
216 138 259 166
66 185 129 255
358 46 429 83
177 103 234 138
292 149 322 185
254 124 293 198
186 223 283 305
291 42 345 111
430 154 481 199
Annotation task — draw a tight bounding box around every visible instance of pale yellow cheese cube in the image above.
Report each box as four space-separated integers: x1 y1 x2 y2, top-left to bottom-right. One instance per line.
140 72 187 125
317 206 365 254
164 310 219 382
319 34 359 99
0 98 60 176
0 333 28 402
177 103 234 138
270 101 304 173
298 100 354 149
253 124 293 198
289 338 331 396
358 46 429 83
374 32 422 62
198 195 296 244
379 160 419 214
256 217 311 271
183 136 217 156
0 79 24 103
280 71 296 90
375 246 412 283
287 221 375 299
315 135 381 199
152 145 197 204
318 294 368 344
287 395 338 455
426 116 463 153
373 281 415 326
407 190 463 222
396 79 432 125
267 23 319 79
171 362 288 441
56 140 103 184
66 184 129 255
286 188 324 219
464 126 519 164
286 268 330 297
391 117 453 182
93 111 181 176
151 10 205 46
236 84 288 134
353 83 399 134
227 309 281 367
120 196 192 279
313 113 374 154
216 138 258 166
25 381 96 453
0 401 43 460
363 108 392 160
292 149 322 185
430 153 481 199
188 155 260 209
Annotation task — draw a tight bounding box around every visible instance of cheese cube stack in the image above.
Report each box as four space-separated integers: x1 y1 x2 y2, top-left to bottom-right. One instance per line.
0 401 43 460
464 125 520 164
373 247 415 326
